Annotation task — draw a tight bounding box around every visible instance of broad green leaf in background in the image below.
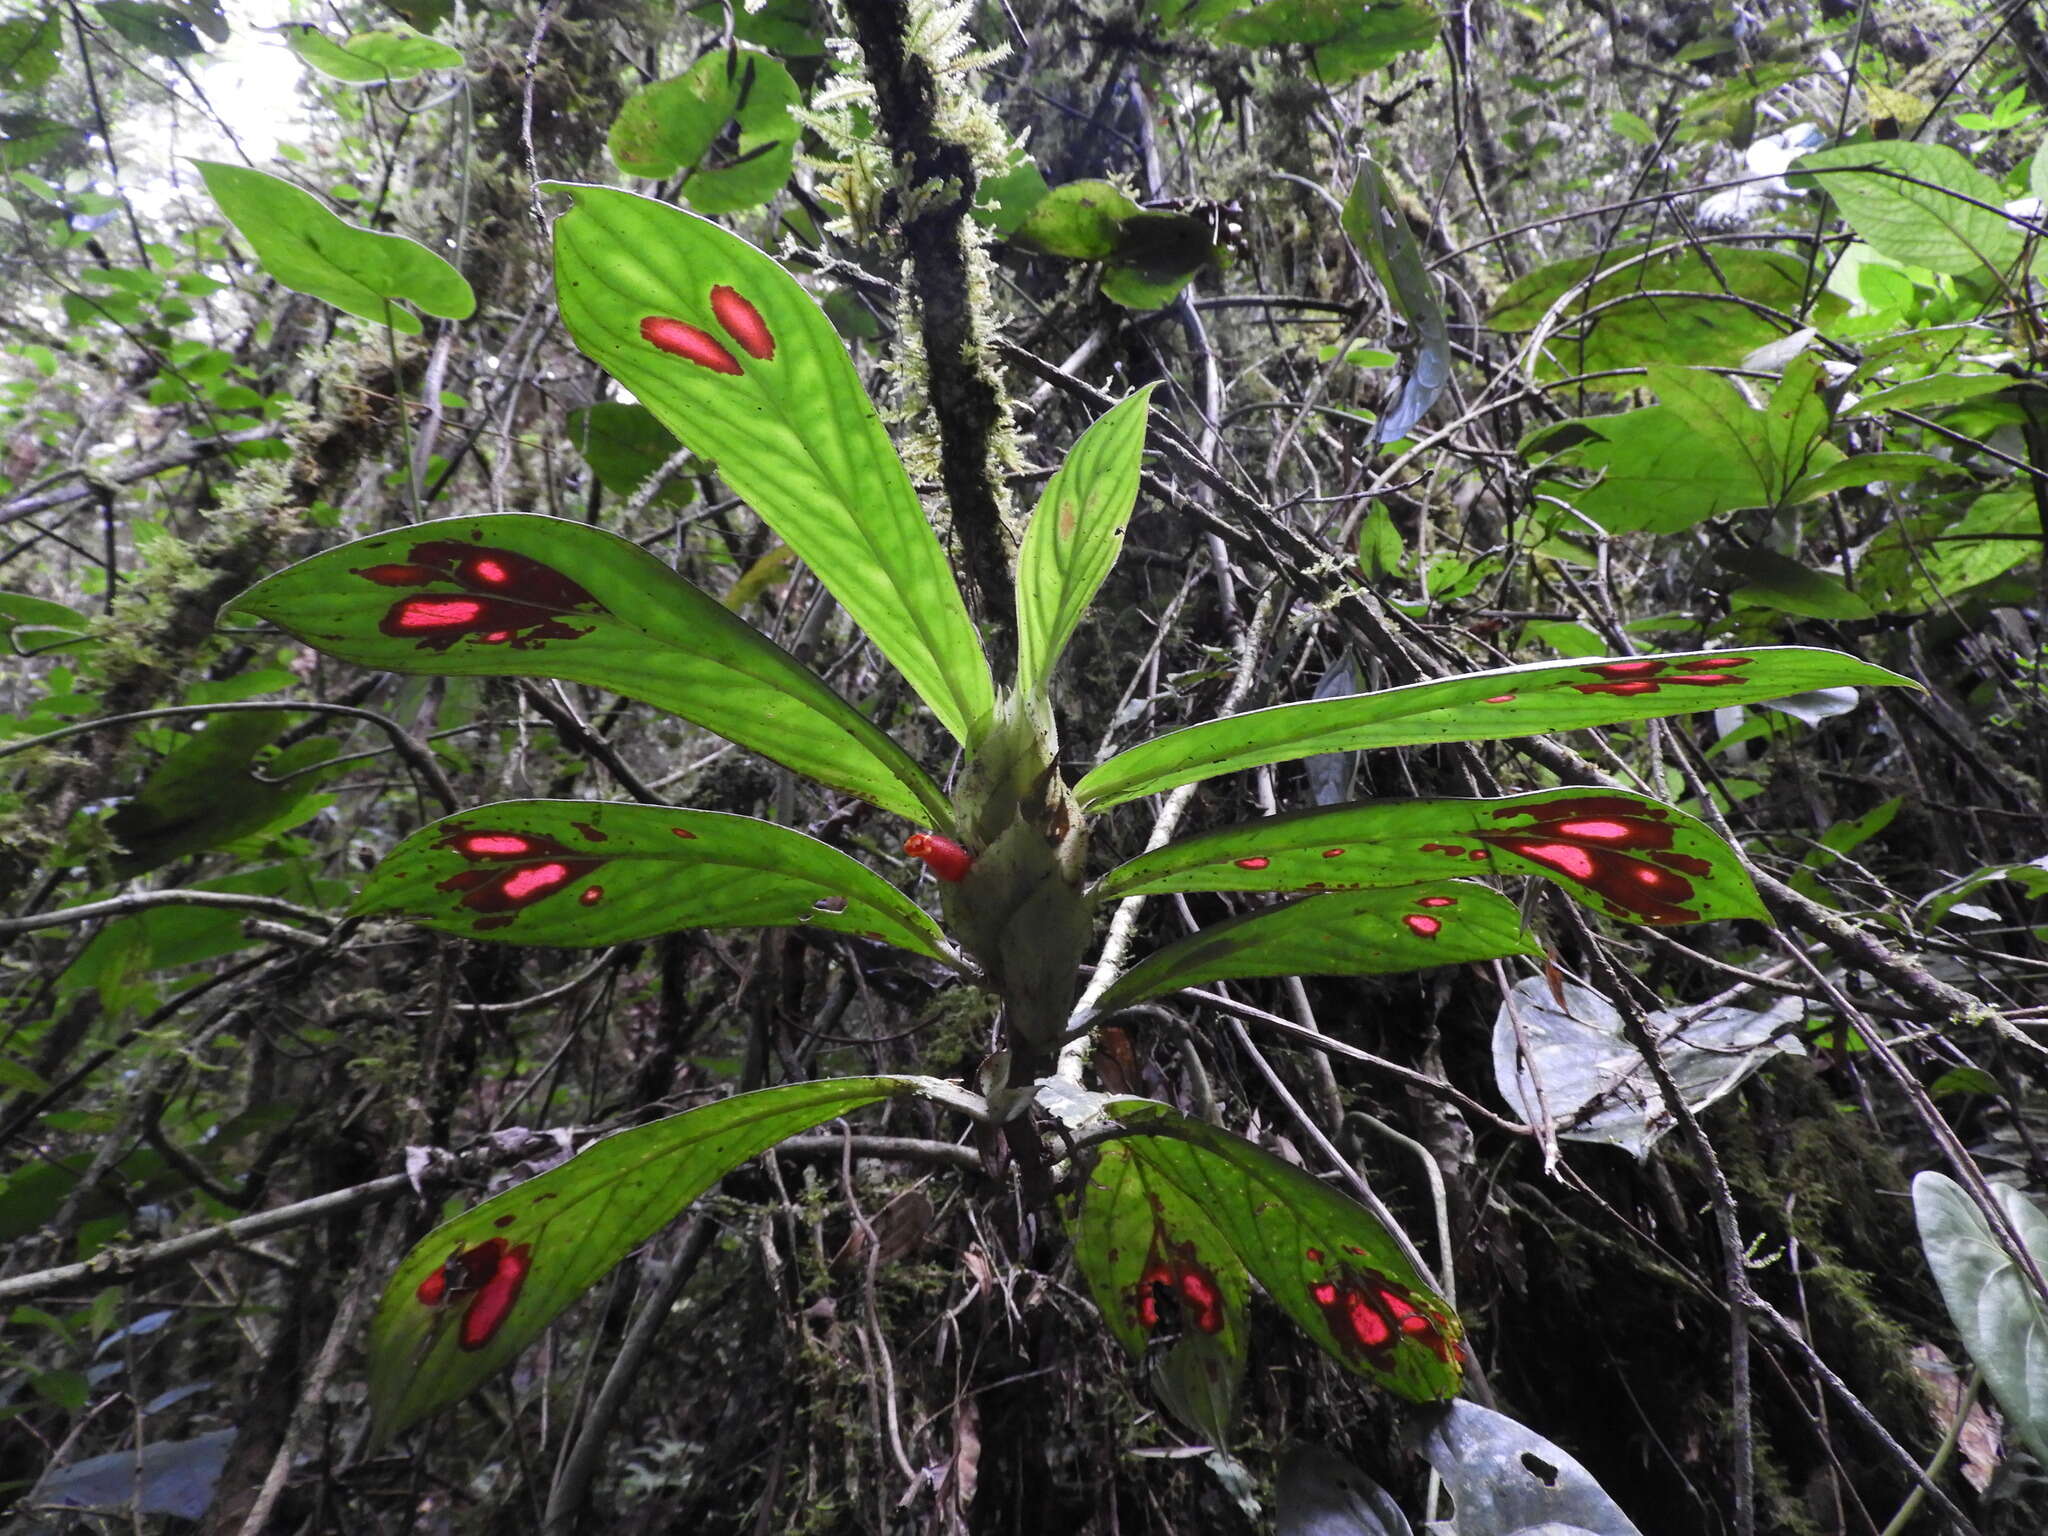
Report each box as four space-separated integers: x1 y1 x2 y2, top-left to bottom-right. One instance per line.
1795 142 2026 276
1212 0 1438 83
194 161 475 335
1088 881 1536 1017
1102 1099 1465 1400
1784 450 1947 501
1010 180 1139 260
0 591 90 655
608 49 800 214
1856 491 2041 613
0 10 61 90
565 400 695 507
548 184 995 745
1913 1171 2048 1463
1068 1137 1249 1442
1716 545 1873 621
1076 648 1916 811
1842 373 2011 418
368 1076 976 1444
286 24 464 83
1488 246 1846 385
1094 788 1766 926
1014 386 1155 700
353 800 957 961
226 514 951 826
1342 156 1448 444
97 1 203 58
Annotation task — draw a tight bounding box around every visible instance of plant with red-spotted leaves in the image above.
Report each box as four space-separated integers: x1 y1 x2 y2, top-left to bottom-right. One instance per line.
225 184 1915 1446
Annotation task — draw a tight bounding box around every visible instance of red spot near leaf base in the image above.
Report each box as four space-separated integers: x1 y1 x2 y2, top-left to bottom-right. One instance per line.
905 832 974 883
415 1233 529 1347
579 885 604 906
1234 856 1270 870
641 315 742 374
1571 654 1753 697
1307 1264 1460 1368
353 539 607 653
1132 1237 1228 1337
1478 795 1709 923
710 285 775 360
433 827 607 929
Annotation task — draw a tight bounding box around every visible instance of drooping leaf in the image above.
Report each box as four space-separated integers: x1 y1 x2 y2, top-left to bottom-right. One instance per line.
1275 1446 1412 1536
1076 648 1915 811
1492 977 1805 1159
225 514 950 826
1856 491 2040 614
1095 789 1765 927
286 24 464 83
1716 546 1873 621
1342 157 1448 444
107 714 342 877
1010 180 1140 260
352 799 956 961
1415 1400 1646 1536
1102 1099 1465 1400
96 1 203 58
1913 1172 2048 1463
1488 247 1846 385
608 49 800 214
368 1075 978 1445
1068 1137 1249 1442
548 183 995 746
1015 386 1155 700
1794 141 2026 276
1089 881 1536 1018
564 400 695 506
194 161 475 335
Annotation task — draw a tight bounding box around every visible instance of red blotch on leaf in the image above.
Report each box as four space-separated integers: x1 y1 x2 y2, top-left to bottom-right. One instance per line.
459 1242 532 1351
579 885 604 906
354 539 606 653
905 832 973 883
460 834 533 856
1322 848 1345 859
1404 914 1443 938
671 827 698 839
641 315 742 375
1234 856 1270 870
1308 1265 1460 1368
434 827 606 927
710 285 774 360
1571 655 1752 697
1477 794 1707 923
1483 694 1516 704
1417 896 1456 908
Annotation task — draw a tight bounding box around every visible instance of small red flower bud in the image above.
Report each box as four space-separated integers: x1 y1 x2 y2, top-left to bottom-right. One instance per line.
905 832 973 882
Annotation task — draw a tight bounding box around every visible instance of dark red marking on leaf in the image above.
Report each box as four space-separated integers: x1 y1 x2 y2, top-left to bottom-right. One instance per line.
1342 1245 1365 1257
579 885 604 906
1483 694 1516 704
570 821 607 843
533 1192 558 1204
1322 848 1344 859
1417 896 1456 908
494 1214 518 1229
1404 914 1443 938
671 827 698 839
416 1237 507 1312
433 827 607 924
415 1268 448 1306
458 1242 532 1351
1234 856 1270 870
1307 1264 1459 1367
641 315 742 375
1178 1266 1225 1334
1305 1247 1324 1264
1570 655 1753 697
1131 1235 1228 1338
709 285 775 360
353 539 606 653
1469 849 1489 861
905 832 974 883
1419 843 1466 857
1476 794 1706 923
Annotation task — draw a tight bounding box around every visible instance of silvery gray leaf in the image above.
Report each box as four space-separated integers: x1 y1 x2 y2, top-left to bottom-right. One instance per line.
1760 687 1859 725
1277 1445 1412 1536
27 1428 234 1522
1304 661 1360 807
1492 978 1804 1158
1415 1401 1644 1536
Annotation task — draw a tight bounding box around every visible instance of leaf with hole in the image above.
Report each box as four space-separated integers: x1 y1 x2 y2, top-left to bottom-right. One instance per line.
1077 648 1915 810
1015 386 1154 700
369 1075 978 1445
225 513 949 826
549 184 994 746
1101 1099 1464 1400
1068 1136 1248 1442
1096 788 1764 926
1913 1171 2048 1463
1088 881 1535 1018
352 800 955 960
1415 1400 1644 1535
194 161 475 335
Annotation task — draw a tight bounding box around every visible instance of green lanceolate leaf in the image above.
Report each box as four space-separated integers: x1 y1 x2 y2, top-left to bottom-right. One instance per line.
368 1076 974 1445
225 514 949 826
194 161 474 336
1105 1099 1464 1401
286 25 464 83
1076 648 1916 811
1342 156 1448 444
352 800 957 960
1014 386 1155 700
1068 1137 1248 1441
1913 1171 2048 1464
1095 788 1765 926
1088 880 1536 1017
547 184 995 745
